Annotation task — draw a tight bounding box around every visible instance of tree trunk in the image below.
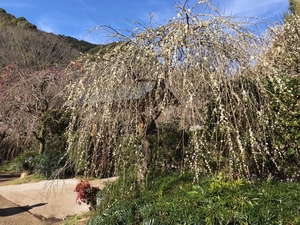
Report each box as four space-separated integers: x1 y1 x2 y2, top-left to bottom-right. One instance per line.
32 122 46 155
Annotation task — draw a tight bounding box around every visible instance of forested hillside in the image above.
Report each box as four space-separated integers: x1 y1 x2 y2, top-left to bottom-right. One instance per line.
0 8 102 163
0 8 36 29
0 8 98 54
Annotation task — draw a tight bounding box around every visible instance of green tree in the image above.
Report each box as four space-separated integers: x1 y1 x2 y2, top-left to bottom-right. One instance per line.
289 0 300 15
261 10 300 178
0 8 36 29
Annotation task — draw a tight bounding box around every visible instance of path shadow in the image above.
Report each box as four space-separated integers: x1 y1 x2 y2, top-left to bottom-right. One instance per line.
0 203 48 217
0 173 21 182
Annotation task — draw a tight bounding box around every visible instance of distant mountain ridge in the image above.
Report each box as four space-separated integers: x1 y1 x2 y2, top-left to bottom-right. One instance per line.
0 8 37 29
0 7 98 53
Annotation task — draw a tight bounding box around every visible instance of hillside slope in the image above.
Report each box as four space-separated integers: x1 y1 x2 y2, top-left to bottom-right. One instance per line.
0 8 98 54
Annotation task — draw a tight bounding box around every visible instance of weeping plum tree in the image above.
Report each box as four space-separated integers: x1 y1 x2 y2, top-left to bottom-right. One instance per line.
64 0 297 180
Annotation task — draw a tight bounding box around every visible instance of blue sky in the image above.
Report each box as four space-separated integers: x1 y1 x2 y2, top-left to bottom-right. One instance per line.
0 0 289 44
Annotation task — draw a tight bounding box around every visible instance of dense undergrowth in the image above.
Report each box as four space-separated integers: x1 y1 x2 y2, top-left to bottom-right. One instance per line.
89 172 300 225
0 149 66 178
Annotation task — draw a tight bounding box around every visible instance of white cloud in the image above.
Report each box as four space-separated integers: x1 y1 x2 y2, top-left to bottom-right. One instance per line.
37 17 56 33
217 0 288 18
134 0 288 26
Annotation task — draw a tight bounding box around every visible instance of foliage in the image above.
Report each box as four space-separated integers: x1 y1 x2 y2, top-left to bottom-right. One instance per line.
0 8 36 29
264 75 300 178
59 35 99 53
8 150 38 173
34 110 70 178
75 180 100 211
34 149 67 178
146 122 188 173
62 212 92 225
0 110 69 178
43 110 70 149
5 148 66 178
258 13 300 179
288 0 300 16
87 42 121 55
269 15 300 76
89 172 300 224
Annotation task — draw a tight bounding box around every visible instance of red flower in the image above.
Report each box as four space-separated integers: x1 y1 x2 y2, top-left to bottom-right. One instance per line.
74 180 99 210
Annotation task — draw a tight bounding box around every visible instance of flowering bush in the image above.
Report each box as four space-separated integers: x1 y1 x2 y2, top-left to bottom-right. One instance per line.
74 180 99 210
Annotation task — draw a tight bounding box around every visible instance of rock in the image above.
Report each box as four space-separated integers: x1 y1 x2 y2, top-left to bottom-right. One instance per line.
20 172 28 179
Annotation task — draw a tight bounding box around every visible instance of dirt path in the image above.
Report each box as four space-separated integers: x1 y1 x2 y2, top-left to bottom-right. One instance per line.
0 194 54 225
0 174 117 224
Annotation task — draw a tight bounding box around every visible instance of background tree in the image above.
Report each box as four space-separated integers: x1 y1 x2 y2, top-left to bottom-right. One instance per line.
288 0 300 15
259 10 300 178
0 8 36 29
0 65 67 157
0 26 81 160
0 27 80 69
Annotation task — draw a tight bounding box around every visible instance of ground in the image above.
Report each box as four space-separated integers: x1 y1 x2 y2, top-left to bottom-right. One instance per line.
0 173 117 225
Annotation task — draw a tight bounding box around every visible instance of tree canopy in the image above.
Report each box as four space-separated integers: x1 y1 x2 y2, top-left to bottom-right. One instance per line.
63 1 297 180
289 0 300 15
0 8 36 29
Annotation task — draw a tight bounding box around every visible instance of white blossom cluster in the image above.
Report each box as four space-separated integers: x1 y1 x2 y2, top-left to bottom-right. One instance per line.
62 1 298 179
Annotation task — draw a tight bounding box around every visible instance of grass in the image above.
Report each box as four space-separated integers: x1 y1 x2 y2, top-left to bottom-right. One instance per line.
0 160 14 172
62 212 92 225
88 172 300 225
0 159 46 185
6 173 45 185
0 172 46 186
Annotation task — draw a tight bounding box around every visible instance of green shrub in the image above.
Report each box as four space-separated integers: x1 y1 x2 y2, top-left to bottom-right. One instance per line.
146 122 188 173
6 149 66 178
89 173 300 225
267 75 300 179
9 150 38 173
36 110 71 178
34 150 66 178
